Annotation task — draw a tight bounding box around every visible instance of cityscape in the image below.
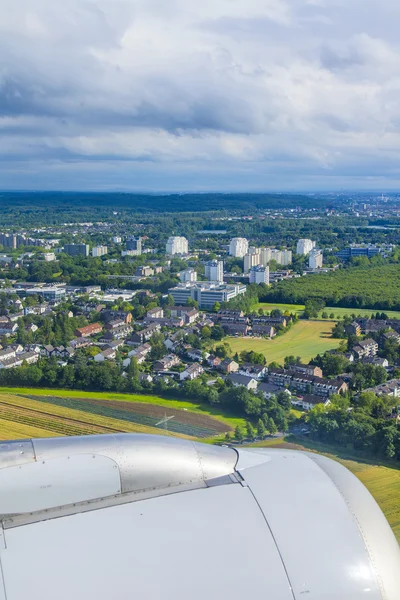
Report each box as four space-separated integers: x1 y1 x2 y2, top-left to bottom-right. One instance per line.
0 0 399 595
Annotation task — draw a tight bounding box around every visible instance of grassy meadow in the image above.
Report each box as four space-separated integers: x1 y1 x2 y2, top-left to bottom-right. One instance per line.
226 320 341 365
253 301 400 321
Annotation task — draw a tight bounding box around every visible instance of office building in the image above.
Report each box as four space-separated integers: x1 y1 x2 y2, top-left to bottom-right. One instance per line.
166 236 189 255
179 269 197 283
126 237 142 255
309 249 323 269
250 265 270 285
244 253 261 274
335 246 381 261
64 244 89 257
205 260 223 282
92 246 108 258
168 282 246 309
26 287 66 302
229 238 249 258
296 239 315 256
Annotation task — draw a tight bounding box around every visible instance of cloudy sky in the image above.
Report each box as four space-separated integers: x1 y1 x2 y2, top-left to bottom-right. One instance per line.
0 0 399 191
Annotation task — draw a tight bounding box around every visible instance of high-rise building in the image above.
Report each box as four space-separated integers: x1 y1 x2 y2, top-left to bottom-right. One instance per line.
249 265 270 285
64 244 89 257
259 248 272 265
179 269 197 283
205 260 223 282
112 237 122 244
270 249 293 266
126 237 142 254
244 253 261 274
92 246 108 258
166 236 189 255
309 249 323 269
296 239 315 256
229 238 249 258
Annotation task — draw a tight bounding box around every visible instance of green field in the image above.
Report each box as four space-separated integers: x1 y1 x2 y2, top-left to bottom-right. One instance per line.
253 302 400 321
318 306 400 320
226 320 341 365
253 302 305 315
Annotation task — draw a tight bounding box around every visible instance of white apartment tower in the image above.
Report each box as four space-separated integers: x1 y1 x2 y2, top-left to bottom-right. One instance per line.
205 260 223 282
229 238 249 258
179 269 197 283
244 252 261 274
250 265 270 285
259 248 272 265
309 249 323 269
296 239 315 256
92 246 108 257
166 236 189 255
270 249 292 266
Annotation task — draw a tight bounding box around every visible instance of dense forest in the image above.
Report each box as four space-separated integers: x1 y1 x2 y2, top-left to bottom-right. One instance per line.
0 192 325 226
263 263 400 310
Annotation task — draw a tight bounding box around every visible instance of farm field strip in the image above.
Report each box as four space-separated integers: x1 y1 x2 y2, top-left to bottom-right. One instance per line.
23 395 225 438
0 388 247 430
0 418 58 440
0 394 190 439
0 405 108 437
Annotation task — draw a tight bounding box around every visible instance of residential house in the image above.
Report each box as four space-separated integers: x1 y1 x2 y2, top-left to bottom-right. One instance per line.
94 347 117 362
180 362 204 380
153 354 180 372
222 322 250 336
252 316 288 327
101 309 132 324
352 338 378 359
383 330 400 344
355 319 388 335
291 394 331 411
217 309 244 318
362 356 389 367
186 348 209 362
345 322 361 336
0 321 18 336
251 324 276 338
268 368 348 398
128 324 161 345
146 307 164 319
218 358 239 374
207 355 222 368
227 373 258 391
238 364 268 380
145 316 185 328
105 319 125 330
128 343 151 358
287 363 323 378
362 379 400 397
258 382 282 399
75 323 103 338
41 345 55 357
139 373 153 384
169 306 200 324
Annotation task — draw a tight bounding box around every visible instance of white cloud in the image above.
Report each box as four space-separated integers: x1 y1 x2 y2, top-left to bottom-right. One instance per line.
0 0 400 189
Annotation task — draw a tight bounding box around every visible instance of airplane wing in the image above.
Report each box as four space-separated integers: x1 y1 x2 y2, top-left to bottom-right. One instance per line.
0 434 399 600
